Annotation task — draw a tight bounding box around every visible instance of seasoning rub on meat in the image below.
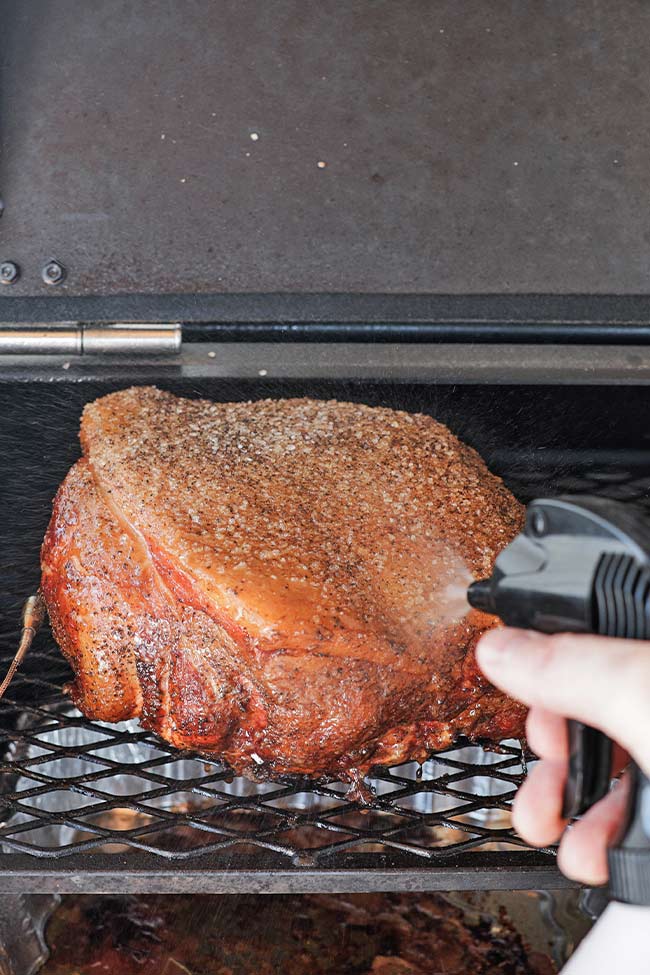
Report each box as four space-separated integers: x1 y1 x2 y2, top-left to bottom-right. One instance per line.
41 387 525 782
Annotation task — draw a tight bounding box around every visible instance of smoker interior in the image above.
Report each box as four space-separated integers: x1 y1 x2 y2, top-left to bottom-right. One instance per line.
2 374 649 894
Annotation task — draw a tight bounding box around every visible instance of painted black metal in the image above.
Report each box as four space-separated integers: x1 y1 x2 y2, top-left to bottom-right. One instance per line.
5 344 650 390
3 293 650 332
4 2 650 300
182 321 650 344
2 0 650 896
0 854 573 896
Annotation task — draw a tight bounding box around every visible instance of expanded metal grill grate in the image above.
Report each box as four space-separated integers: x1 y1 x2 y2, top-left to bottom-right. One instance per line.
0 616 554 894
2 443 650 892
0 630 535 878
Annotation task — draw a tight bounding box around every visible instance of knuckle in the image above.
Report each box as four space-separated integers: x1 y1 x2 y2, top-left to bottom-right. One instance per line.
628 654 650 717
533 634 565 674
545 633 576 658
618 645 650 700
603 646 650 756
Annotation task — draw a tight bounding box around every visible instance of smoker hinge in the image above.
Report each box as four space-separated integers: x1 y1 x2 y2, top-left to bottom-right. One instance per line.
0 323 182 355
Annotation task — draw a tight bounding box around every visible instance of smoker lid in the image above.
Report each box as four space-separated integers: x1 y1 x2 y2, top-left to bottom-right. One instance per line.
2 1 650 321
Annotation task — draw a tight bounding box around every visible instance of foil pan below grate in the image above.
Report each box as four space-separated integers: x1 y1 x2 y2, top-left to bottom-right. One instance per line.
0 888 592 975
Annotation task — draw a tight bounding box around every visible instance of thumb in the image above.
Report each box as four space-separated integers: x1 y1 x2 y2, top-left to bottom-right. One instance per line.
476 628 650 772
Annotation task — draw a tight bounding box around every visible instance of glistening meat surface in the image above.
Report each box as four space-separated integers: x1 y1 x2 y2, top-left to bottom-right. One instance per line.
41 387 526 781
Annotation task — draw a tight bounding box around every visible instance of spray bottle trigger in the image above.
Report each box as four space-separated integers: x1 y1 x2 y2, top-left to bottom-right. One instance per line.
563 720 613 819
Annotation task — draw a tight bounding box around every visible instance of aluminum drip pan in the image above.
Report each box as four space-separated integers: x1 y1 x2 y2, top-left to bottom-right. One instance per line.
0 887 591 975
0 896 59 975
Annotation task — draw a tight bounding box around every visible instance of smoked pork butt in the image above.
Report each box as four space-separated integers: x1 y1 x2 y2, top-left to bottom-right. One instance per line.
41 387 525 781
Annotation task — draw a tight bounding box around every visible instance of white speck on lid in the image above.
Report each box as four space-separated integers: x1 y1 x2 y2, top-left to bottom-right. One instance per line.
180 177 187 183
250 132 259 141
513 161 519 167
317 160 327 168
258 368 268 376
161 133 166 140
208 351 217 359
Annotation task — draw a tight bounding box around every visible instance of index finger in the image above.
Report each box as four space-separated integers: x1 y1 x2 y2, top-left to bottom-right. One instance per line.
476 628 650 771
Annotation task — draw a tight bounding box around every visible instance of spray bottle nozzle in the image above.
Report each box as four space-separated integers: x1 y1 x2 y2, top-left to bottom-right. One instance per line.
467 578 495 614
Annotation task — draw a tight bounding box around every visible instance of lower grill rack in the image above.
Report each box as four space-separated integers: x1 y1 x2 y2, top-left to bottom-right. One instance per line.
0 637 564 894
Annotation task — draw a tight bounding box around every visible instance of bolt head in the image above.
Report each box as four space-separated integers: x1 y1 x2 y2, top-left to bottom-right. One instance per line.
42 261 66 285
0 261 19 285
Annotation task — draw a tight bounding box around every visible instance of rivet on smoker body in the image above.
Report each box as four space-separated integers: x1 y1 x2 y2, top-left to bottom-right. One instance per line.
41 260 66 286
0 261 20 285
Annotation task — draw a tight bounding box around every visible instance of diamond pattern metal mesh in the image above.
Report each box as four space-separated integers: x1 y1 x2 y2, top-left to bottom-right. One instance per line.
2 446 649 891
0 643 530 865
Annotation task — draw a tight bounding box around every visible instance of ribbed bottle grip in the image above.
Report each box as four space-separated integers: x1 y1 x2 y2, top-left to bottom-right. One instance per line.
593 553 650 640
608 848 650 906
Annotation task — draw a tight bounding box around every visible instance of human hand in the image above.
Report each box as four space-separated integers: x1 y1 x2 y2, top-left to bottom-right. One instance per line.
476 629 650 885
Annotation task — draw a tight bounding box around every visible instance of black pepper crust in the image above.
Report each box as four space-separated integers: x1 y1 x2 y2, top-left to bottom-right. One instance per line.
41 388 526 781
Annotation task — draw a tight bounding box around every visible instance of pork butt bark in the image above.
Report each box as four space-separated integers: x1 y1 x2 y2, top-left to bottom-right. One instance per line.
41 388 526 780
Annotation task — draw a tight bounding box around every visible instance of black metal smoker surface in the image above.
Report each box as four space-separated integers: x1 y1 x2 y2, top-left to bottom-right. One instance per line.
3 0 650 903
3 346 650 896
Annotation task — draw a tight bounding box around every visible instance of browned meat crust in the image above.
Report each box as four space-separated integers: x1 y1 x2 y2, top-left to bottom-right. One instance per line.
41 388 526 780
